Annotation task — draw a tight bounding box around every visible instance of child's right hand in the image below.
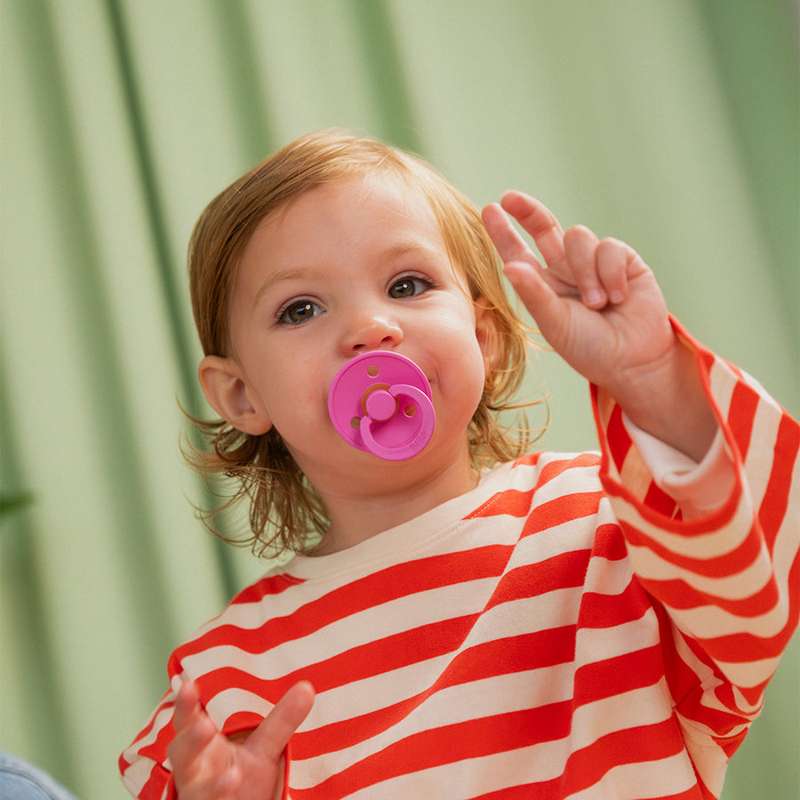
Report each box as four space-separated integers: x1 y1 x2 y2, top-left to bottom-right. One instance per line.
168 677 315 799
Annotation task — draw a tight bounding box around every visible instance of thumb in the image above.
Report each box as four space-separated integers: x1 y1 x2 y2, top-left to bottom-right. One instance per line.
245 681 315 760
503 260 565 348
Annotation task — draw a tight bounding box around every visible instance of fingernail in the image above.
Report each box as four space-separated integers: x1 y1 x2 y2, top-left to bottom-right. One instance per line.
586 289 605 306
609 290 624 304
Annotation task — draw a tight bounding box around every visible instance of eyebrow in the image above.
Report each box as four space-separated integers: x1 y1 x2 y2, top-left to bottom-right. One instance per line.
252 242 440 310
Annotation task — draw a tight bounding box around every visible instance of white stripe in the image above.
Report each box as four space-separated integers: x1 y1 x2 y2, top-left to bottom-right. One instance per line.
300 600 659 746
678 717 728 797
668 624 742 734
291 664 577 789
302 666 672 788
621 516 798 644
708 356 737 421
206 687 272 726
340 679 674 799
608 480 755 559
739 386 782 508
183 509 607 682
190 464 601 637
713 651 785 689
121 699 176 773
622 521 772 599
182 582 585 687
581 551 634 596
121 756 159 797
346 735 569 799
574 606 660 663
564 750 697 800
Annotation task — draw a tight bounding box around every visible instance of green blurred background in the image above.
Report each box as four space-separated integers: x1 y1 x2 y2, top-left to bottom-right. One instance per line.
1 0 798 797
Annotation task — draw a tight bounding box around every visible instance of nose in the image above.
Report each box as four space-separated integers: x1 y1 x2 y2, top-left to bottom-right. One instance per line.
340 315 404 357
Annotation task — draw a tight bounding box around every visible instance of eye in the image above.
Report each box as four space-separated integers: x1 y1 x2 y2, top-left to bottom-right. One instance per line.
388 274 434 299
274 274 434 327
275 298 324 326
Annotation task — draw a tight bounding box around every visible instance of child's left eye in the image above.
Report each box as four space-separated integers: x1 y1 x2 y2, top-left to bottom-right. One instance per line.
389 275 433 299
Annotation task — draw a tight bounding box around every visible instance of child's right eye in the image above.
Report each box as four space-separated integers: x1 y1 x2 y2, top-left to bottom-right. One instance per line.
275 299 324 327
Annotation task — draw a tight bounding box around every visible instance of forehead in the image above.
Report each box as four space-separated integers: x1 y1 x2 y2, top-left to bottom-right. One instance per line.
243 173 445 268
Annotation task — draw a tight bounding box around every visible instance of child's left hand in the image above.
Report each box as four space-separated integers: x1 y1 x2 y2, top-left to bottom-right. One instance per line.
481 190 717 461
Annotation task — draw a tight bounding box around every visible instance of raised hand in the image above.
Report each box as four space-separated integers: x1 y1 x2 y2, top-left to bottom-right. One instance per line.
482 190 717 461
168 677 315 800
481 190 678 400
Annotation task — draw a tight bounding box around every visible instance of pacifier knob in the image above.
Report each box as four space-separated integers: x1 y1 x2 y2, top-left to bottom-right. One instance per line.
327 350 436 461
365 389 396 421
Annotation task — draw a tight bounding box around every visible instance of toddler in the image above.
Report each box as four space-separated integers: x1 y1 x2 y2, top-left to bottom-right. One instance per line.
119 128 799 799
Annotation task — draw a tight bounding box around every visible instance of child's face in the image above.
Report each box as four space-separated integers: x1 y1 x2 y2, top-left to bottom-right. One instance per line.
200 172 496 495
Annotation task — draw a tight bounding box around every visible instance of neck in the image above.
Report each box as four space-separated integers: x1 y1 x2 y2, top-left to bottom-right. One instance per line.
305 447 481 557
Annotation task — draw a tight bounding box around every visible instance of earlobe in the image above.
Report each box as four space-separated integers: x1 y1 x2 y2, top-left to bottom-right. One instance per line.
197 355 272 435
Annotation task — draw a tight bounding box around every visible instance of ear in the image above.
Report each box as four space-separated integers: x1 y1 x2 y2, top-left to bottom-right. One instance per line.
197 355 272 436
474 296 500 374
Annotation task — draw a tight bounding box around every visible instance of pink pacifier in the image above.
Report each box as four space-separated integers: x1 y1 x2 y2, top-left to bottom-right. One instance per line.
327 350 436 461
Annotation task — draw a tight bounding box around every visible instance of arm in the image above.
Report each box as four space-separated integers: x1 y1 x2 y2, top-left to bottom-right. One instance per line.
591 319 798 790
482 190 799 790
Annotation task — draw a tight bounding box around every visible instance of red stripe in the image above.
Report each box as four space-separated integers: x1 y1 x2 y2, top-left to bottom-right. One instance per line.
636 568 779 617
523 491 603 536
643 479 679 517
727 382 759 462
592 523 628 561
291 700 574 799
472 717 694 800
470 454 600 523
512 451 544 468
576 576 652 629
619 517 763 578
573 644 663 707
758 412 800 555
136 765 171 800
170 544 513 667
646 596 753 739
607 402 632 474
669 548 799 663
535 453 600 490
126 689 174 749
713 727 748 759
232 572 305 604
467 485 536 519
485 548 590 610
293 624 577 758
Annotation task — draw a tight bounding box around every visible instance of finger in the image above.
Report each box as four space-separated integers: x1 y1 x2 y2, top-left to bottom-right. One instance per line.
563 225 606 308
173 678 208 734
168 711 217 779
596 238 629 304
498 191 569 278
480 202 544 271
246 681 315 761
503 261 567 350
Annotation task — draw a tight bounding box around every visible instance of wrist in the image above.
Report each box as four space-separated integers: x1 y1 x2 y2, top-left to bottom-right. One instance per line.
604 340 718 462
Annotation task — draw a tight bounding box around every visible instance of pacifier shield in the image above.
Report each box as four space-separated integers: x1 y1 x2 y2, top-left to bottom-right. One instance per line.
327 350 436 461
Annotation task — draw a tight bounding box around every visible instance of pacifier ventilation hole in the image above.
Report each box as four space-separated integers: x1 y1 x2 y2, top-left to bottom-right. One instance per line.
367 365 379 377
403 405 416 417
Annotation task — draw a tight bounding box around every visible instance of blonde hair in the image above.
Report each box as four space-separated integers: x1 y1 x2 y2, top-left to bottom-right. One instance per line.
180 128 546 559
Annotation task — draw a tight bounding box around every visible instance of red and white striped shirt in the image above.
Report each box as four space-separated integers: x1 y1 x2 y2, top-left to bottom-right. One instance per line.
120 318 799 799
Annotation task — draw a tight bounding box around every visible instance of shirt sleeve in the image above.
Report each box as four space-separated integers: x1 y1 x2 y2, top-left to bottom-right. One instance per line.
623 414 737 519
118 654 293 799
589 313 799 796
117 680 179 799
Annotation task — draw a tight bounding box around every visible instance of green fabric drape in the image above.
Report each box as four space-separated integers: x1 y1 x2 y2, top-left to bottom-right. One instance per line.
1 1 797 797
